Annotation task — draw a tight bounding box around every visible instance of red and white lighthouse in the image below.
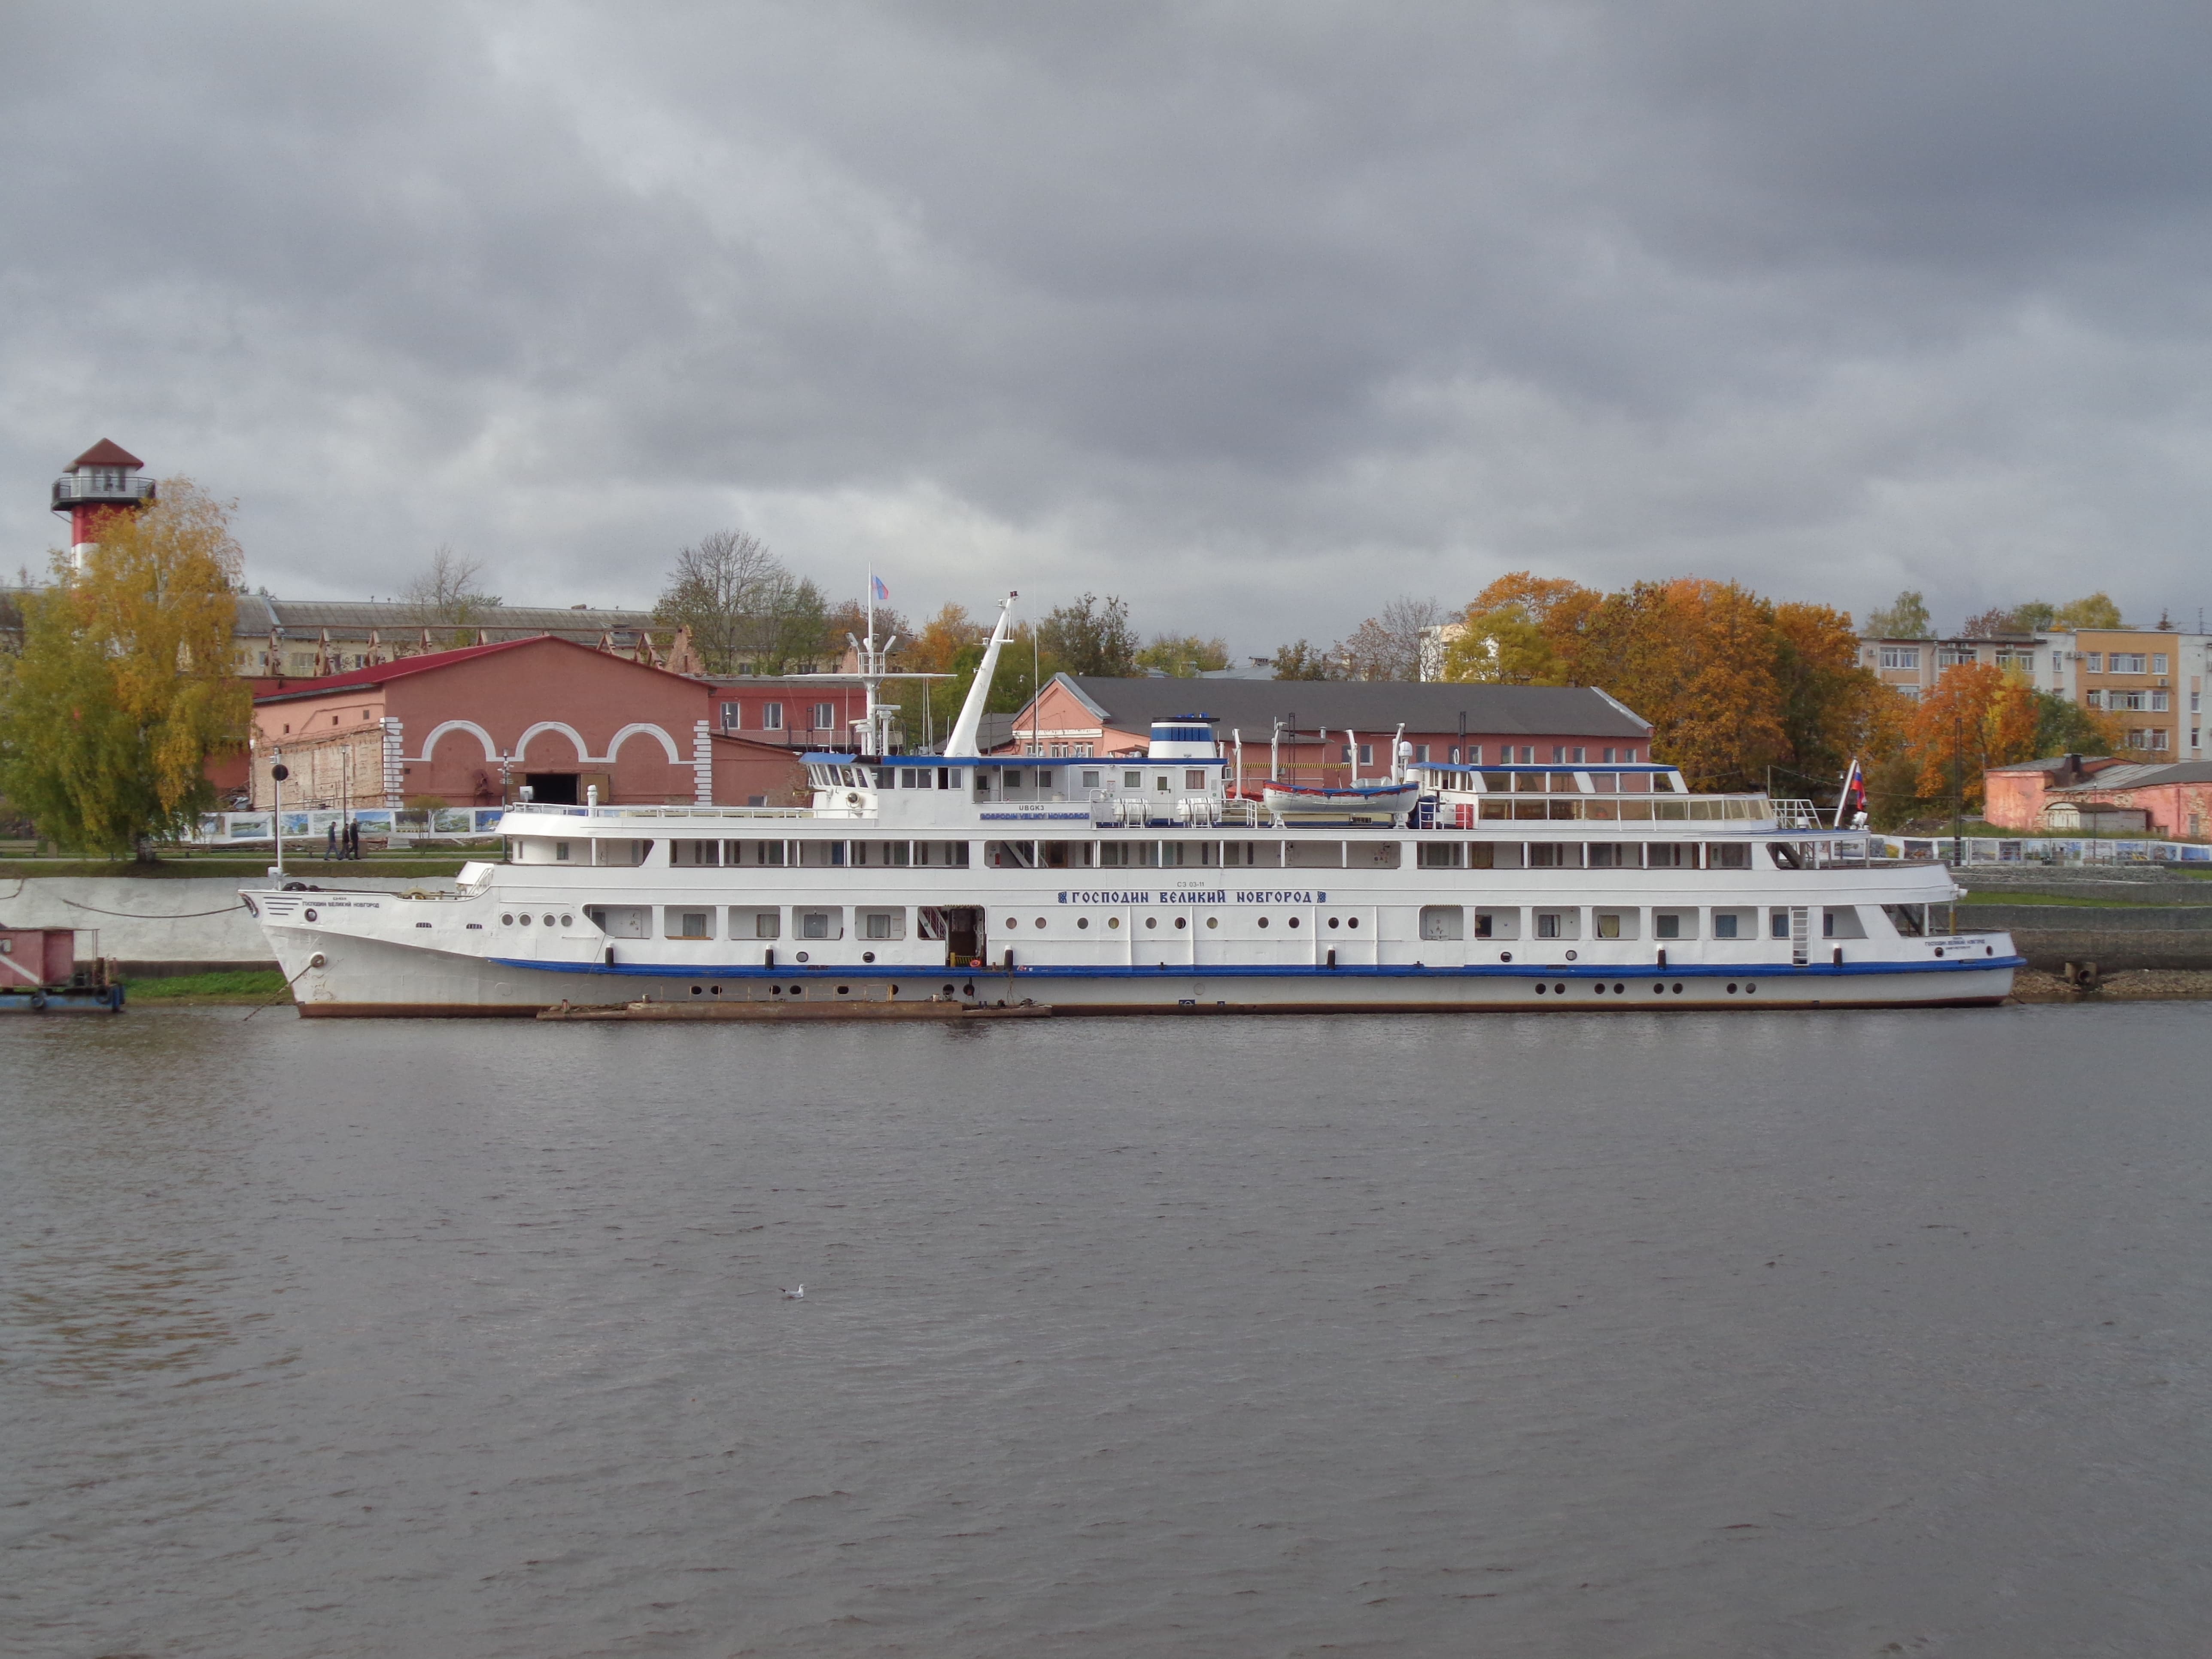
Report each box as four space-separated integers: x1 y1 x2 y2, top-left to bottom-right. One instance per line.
51 439 155 569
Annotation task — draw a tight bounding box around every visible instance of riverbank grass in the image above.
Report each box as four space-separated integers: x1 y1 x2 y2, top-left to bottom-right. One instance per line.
127 969 289 1005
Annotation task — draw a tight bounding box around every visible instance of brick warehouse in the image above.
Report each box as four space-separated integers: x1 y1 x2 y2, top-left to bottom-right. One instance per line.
248 637 805 811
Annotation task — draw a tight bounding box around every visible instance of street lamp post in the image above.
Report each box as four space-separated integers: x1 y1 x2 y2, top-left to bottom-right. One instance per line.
269 750 289 879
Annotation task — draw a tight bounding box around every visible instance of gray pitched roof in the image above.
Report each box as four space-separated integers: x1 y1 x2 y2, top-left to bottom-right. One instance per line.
230 596 654 639
1052 675 1650 737
2053 760 2212 791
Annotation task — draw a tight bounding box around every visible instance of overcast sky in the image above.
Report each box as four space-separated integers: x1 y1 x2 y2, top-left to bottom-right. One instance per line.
7 1 2212 650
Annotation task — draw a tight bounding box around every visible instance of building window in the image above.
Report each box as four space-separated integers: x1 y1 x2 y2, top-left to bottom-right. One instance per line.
763 702 784 730
2153 653 2169 675
1414 744 1429 763
1571 747 1587 764
2152 690 2170 712
812 702 836 730
1358 744 1373 766
1937 647 1977 667
2112 652 2148 674
1467 746 1482 764
2151 729 2170 750
2087 691 2103 709
1879 647 1920 670
1517 746 1534 764
2087 652 2104 672
2193 691 2202 714
720 702 742 731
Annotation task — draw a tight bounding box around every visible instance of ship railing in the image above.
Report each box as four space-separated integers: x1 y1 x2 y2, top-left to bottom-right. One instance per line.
504 804 816 820
1425 792 1819 827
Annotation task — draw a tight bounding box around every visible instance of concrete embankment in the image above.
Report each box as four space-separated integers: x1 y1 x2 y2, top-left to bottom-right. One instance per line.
0 876 453 977
1963 903 2212 972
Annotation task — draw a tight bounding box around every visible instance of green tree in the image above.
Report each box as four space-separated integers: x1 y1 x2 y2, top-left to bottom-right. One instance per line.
1038 593 1137 677
2012 600 2057 632
0 481 252 857
2052 592 2124 630
1865 589 1932 638
1136 632 1230 677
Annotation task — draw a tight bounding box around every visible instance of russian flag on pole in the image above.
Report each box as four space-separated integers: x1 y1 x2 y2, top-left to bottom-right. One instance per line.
1834 756 1866 826
871 574 889 605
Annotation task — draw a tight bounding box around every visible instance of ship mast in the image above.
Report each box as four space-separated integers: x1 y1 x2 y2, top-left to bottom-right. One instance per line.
847 574 901 757
944 592 1018 757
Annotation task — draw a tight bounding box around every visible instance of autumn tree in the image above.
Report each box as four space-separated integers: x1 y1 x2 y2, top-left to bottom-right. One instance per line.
1865 589 1932 638
1900 663 2046 813
2051 592 2124 629
1268 639 1340 680
0 481 252 857
1437 573 1595 684
1136 632 1231 677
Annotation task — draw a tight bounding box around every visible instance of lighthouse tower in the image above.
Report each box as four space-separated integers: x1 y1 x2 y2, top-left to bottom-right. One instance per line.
51 439 156 569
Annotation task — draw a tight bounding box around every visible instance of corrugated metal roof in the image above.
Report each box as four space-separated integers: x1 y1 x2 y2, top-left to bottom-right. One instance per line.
2052 761 2212 791
235 598 653 636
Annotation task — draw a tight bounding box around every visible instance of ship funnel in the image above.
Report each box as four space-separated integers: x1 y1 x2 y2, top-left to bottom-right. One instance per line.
1146 715 1220 760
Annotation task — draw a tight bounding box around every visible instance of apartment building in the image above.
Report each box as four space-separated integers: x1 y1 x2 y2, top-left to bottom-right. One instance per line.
1860 629 2212 760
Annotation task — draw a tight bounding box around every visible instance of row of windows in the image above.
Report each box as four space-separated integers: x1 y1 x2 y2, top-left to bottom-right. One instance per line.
2088 689 2170 712
1876 646 2173 677
722 701 842 733
653 837 1786 872
557 901 1905 946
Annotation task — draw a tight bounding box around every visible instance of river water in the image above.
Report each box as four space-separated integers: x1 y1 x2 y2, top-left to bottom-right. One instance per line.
4 1005 2208 1658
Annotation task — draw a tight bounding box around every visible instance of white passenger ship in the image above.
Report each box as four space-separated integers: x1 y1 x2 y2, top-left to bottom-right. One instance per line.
250 598 2020 1016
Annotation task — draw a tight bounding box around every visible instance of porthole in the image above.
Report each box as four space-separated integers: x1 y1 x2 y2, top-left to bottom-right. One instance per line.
1652 983 1665 995
543 915 556 928
1746 982 1757 994
1174 917 1187 930
1328 917 1340 930
710 984 722 995
837 985 850 995
862 951 876 963
1613 982 1625 994
770 984 782 995
1078 917 1090 930
1726 982 1738 994
1289 918 1302 930
942 984 955 996
1108 918 1121 930
690 984 704 996
1499 951 1513 962
1565 949 1577 961
1591 982 1604 994
1536 982 1548 996
1257 917 1270 929
519 913 532 927
1005 917 1018 929
796 951 809 963
303 908 318 922
1206 917 1219 930
1555 982 1567 994
501 913 514 926
790 984 803 995
1347 917 1360 930
1034 917 1046 929
561 913 573 927
1671 982 1683 994
1146 917 1158 930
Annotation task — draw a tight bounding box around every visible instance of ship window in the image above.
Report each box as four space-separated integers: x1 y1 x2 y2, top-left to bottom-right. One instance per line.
1585 843 1629 868
1770 909 1791 939
1038 841 1095 868
1882 903 1927 938
1124 771 1143 788
1534 909 1578 940
665 908 715 940
799 840 848 867
1221 841 1266 866
1653 910 1695 940
1185 769 1206 790
554 842 571 861
1156 775 1172 794
914 840 970 867
987 840 1038 869
730 838 787 866
732 907 780 940
1418 842 1464 869
1707 844 1751 870
1473 908 1517 940
1003 770 1023 790
1646 844 1691 869
1765 842 1804 869
861 908 906 941
1824 906 1867 939
1595 912 1636 939
1082 771 1102 789
798 908 842 940
1037 770 1054 790
1712 909 1753 939
1419 905 1463 940
1526 843 1580 868
671 839 720 867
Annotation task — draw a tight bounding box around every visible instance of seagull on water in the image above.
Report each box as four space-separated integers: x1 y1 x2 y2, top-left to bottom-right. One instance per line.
781 1285 804 1299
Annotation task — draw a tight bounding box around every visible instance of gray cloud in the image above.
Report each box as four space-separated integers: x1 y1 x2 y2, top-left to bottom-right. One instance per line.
6 0 2212 647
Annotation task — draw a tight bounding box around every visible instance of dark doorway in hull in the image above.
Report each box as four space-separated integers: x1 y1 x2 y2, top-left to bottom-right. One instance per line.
922 905 985 966
524 772 580 805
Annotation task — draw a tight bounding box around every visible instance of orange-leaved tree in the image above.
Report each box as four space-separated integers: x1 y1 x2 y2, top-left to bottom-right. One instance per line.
1905 663 2042 812
0 480 251 856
